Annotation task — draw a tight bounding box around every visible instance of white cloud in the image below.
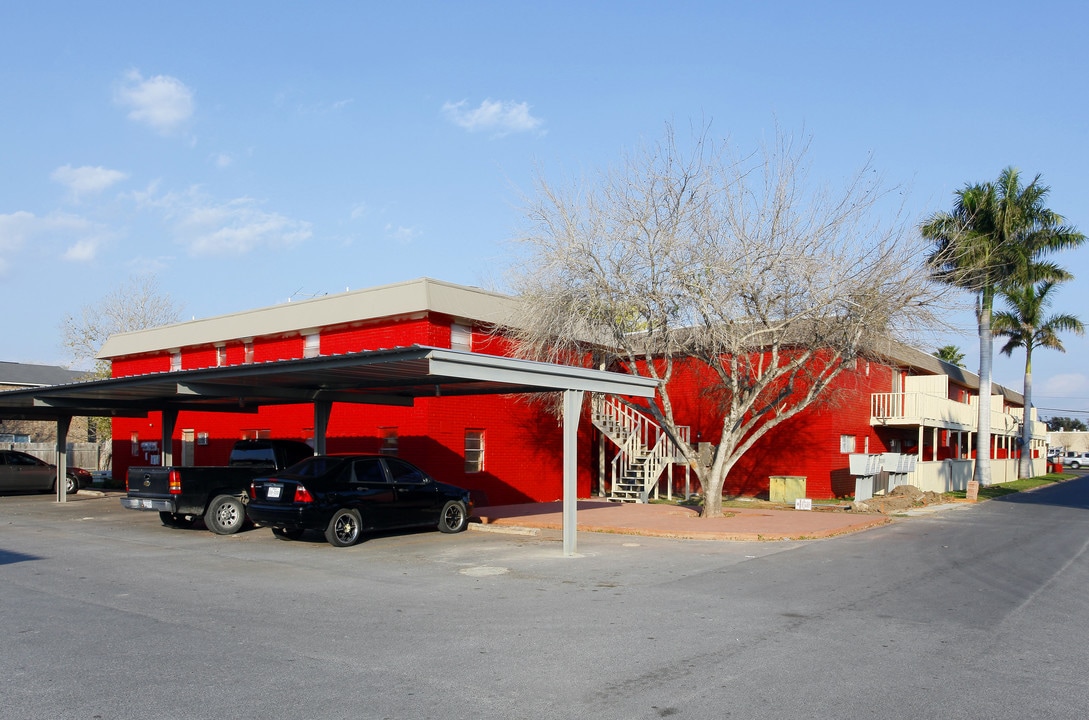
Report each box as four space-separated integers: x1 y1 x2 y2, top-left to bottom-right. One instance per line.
182 202 311 255
63 238 100 262
213 153 234 168
0 211 35 273
115 69 194 134
141 187 312 256
51 164 128 199
0 210 109 272
442 98 544 136
125 255 173 275
384 223 419 245
1040 373 1089 398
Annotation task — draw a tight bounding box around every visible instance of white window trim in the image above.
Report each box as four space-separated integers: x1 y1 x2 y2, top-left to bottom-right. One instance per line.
465 429 484 473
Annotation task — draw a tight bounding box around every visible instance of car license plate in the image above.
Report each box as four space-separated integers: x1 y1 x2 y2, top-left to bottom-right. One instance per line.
141 499 153 509
267 485 282 499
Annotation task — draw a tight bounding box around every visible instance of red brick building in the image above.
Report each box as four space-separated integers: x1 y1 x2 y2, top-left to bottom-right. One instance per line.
99 278 1045 503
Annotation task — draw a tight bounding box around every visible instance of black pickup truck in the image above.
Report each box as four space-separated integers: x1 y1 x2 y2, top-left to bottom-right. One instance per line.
121 439 314 535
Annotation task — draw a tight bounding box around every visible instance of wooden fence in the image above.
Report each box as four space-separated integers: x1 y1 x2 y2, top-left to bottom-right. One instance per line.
6 442 110 472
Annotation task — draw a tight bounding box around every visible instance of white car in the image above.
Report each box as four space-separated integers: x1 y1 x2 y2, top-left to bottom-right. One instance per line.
1060 452 1089 469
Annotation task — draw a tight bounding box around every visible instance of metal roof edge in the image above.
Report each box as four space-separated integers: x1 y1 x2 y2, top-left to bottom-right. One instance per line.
97 278 522 360
424 348 660 397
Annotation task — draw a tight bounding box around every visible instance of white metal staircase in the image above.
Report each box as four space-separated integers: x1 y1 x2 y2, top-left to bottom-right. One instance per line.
590 395 689 503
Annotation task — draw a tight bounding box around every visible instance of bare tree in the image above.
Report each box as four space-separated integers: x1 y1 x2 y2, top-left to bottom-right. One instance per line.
60 274 183 463
506 125 936 517
61 274 183 377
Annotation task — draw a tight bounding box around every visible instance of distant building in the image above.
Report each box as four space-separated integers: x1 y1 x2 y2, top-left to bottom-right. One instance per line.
0 361 88 443
1047 431 1088 453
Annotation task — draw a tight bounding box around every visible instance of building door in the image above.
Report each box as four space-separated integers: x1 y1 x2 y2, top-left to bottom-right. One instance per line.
181 429 195 466
892 368 904 415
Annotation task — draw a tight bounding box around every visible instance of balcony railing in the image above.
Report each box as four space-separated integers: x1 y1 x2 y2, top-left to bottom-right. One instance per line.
871 392 1046 439
871 392 976 429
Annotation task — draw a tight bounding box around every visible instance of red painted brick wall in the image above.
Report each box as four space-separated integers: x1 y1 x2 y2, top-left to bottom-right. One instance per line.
623 354 897 500
184 347 217 370
109 309 943 503
112 353 171 378
109 314 601 505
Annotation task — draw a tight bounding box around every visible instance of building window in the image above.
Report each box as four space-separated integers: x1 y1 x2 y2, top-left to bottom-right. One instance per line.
216 345 227 367
170 351 182 372
380 427 398 456
241 429 271 440
451 322 472 351
243 341 254 364
465 430 484 473
303 332 320 358
131 432 139 456
840 435 856 454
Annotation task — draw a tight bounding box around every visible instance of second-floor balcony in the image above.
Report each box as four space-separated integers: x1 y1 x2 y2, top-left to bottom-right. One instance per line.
871 392 1047 439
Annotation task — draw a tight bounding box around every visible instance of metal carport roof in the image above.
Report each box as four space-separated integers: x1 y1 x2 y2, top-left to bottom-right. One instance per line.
0 345 659 556
0 345 656 419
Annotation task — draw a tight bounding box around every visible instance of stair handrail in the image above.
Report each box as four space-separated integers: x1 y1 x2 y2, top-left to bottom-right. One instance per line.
593 395 690 501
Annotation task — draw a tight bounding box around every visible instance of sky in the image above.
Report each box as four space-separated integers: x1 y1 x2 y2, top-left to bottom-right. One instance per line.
2 1 1088 420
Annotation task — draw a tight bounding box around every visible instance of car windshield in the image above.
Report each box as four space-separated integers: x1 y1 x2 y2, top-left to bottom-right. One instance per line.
279 456 347 478
229 448 277 466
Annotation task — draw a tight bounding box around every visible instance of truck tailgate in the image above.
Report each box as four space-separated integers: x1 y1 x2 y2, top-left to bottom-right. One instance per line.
127 467 173 496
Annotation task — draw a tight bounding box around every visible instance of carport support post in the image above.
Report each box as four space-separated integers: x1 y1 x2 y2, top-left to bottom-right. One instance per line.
161 410 177 466
563 389 584 557
313 401 331 455
55 416 71 503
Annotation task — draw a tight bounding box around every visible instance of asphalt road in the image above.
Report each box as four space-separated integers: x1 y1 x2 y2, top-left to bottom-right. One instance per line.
2 479 1088 720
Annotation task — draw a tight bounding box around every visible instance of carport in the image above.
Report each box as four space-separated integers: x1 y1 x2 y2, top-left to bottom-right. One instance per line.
0 345 658 555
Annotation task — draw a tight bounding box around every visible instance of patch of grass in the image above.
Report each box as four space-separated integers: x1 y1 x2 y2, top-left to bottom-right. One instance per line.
948 471 1070 501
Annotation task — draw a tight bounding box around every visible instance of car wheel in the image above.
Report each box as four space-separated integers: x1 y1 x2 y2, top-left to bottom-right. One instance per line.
64 473 79 495
159 511 195 529
204 495 246 535
272 527 305 541
438 500 469 533
325 508 362 547
1071 461 1081 470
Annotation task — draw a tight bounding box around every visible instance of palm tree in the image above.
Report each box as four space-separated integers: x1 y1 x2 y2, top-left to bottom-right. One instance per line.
993 280 1084 477
921 167 1084 485
933 345 966 368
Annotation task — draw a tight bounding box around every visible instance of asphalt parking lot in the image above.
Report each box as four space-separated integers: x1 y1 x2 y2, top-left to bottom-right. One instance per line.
1 490 794 719
4 483 1088 720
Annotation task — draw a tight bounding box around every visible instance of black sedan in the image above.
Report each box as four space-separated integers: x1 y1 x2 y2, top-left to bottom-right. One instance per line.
246 455 473 547
0 450 91 495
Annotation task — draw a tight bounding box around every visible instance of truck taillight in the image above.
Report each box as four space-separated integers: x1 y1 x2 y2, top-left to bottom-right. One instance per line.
294 485 314 503
248 482 257 499
168 470 182 495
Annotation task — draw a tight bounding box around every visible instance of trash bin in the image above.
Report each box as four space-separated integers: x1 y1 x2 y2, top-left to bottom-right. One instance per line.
769 475 806 504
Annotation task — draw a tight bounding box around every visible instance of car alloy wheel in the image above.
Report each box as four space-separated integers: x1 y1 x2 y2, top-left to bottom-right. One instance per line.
438 500 469 533
325 508 362 547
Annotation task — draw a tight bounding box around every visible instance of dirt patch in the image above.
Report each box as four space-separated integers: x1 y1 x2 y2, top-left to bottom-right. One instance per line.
848 484 947 514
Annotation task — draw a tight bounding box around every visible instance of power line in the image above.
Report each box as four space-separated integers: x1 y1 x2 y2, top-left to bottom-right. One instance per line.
1037 407 1089 415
